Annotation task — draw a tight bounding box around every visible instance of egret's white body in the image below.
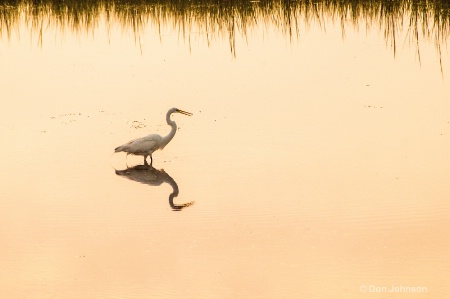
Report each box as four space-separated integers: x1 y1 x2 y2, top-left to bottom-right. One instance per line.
115 107 192 165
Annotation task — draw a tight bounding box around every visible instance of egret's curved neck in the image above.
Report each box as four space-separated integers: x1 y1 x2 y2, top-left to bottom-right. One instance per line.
160 111 177 148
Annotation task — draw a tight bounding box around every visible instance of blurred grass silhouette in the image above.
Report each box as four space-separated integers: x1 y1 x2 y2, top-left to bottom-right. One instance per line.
1 0 449 59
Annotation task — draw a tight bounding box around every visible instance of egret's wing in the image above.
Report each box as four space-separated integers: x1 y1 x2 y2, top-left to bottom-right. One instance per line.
125 135 161 155
127 140 157 154
115 138 140 152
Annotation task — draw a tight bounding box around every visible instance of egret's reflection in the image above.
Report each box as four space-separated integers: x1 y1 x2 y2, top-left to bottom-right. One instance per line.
115 164 195 211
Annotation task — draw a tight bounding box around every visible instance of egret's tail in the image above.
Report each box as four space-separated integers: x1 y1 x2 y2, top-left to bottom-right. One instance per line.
115 145 127 152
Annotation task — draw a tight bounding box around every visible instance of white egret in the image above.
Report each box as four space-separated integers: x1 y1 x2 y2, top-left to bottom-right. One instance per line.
114 107 192 165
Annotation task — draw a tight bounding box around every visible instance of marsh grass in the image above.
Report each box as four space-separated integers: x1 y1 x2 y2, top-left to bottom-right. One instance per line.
1 0 449 59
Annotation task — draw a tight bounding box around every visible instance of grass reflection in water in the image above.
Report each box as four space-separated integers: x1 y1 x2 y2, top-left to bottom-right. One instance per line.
1 0 449 60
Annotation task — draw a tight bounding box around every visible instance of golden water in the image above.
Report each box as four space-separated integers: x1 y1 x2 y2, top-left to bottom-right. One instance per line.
1 1 449 298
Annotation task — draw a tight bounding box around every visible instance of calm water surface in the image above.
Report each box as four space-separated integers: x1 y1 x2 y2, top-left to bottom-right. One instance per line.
1 1 450 298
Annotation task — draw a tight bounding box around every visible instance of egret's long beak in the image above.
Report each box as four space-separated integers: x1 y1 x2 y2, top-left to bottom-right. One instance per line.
177 109 193 116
